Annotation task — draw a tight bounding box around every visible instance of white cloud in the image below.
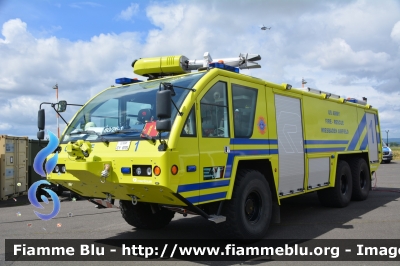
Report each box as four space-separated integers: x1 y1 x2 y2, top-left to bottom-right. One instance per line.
391 20 400 44
117 3 139 21
0 18 32 45
0 18 143 138
373 78 400 94
0 123 12 131
39 25 62 36
311 38 391 72
146 4 184 30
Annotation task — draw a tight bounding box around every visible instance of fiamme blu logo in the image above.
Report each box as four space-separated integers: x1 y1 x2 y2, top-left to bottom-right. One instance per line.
28 130 61 220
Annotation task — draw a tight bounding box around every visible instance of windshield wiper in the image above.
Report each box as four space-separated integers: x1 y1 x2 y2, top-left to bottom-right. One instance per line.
101 129 156 143
69 130 109 145
101 129 143 135
140 133 157 143
69 130 97 135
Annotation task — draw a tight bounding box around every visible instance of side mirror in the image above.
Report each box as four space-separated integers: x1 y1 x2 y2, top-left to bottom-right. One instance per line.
57 100 67 112
38 109 45 130
156 120 171 132
156 90 172 119
156 89 172 133
37 130 45 140
164 83 175 96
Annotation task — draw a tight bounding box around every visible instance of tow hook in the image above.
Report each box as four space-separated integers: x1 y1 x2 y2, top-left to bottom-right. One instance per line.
100 164 110 183
131 195 138 205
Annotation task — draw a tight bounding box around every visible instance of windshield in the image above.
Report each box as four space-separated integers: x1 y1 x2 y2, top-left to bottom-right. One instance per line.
61 72 205 143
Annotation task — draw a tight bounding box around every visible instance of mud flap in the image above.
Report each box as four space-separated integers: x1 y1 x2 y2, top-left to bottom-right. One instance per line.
272 202 280 224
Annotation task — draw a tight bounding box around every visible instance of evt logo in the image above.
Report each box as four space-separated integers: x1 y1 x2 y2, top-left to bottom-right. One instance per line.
28 130 61 220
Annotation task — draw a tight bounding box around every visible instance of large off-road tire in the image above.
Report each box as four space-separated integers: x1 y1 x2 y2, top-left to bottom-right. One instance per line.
55 185 65 196
119 200 175 229
317 160 353 208
36 185 50 202
214 169 272 241
55 189 64 196
350 158 370 201
70 192 83 200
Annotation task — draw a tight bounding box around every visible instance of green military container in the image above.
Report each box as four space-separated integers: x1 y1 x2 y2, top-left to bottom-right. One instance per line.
28 139 49 186
0 135 28 200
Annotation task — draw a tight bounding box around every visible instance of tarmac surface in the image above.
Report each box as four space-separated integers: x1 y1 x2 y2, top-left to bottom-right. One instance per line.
1 160 399 266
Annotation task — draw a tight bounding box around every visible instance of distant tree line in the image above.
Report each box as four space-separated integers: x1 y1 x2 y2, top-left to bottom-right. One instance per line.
388 142 400 147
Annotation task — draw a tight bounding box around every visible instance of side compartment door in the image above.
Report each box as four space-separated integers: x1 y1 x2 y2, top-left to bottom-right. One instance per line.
197 78 231 204
275 94 305 196
365 112 378 163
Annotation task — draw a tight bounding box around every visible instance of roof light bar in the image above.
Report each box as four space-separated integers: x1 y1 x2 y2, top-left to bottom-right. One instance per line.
209 63 239 73
115 77 143 85
346 98 367 105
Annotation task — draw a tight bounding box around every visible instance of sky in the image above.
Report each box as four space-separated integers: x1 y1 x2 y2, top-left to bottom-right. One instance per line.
0 0 400 139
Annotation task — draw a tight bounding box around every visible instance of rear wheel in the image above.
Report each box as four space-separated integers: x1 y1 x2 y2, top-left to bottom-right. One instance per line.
214 169 272 241
70 192 83 200
120 201 174 229
350 158 370 201
36 185 50 202
55 186 64 196
318 160 353 208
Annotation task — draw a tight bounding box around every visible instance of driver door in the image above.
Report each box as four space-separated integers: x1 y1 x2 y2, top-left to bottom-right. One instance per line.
197 77 231 203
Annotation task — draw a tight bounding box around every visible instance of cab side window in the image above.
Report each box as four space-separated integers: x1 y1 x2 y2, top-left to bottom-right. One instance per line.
232 84 258 138
181 106 197 137
200 82 229 138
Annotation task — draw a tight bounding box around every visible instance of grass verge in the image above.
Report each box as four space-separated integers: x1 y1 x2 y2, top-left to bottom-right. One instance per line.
391 146 400 160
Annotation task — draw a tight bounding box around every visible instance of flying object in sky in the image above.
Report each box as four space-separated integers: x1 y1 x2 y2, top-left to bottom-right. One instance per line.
261 25 271 30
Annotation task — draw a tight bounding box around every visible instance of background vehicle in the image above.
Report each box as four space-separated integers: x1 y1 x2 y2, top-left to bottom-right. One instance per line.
382 141 393 163
37 52 382 240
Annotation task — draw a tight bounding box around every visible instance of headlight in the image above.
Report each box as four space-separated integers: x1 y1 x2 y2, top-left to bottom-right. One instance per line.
54 165 60 173
132 165 152 176
135 167 142 175
61 165 66 173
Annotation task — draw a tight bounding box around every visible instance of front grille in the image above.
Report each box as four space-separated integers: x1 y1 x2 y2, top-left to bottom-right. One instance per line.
383 151 389 155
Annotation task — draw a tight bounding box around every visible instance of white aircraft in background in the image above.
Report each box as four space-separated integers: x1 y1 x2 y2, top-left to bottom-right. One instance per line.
261 25 271 30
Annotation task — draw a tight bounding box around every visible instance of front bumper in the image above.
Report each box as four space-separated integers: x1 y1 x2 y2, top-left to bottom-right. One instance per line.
382 155 393 161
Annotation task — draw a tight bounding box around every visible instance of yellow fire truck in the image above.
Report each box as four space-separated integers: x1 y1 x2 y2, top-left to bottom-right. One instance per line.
37 52 382 240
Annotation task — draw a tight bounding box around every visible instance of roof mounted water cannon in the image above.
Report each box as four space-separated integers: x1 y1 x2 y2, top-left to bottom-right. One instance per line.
133 55 190 78
185 52 261 70
132 52 261 78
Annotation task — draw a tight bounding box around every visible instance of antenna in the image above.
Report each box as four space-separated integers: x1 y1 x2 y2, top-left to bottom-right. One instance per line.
302 78 307 88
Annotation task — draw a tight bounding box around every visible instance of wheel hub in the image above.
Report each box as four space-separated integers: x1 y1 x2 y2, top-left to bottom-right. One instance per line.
340 175 348 194
359 171 366 189
244 191 261 222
